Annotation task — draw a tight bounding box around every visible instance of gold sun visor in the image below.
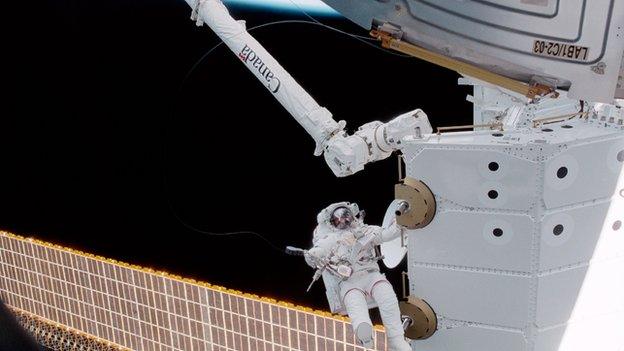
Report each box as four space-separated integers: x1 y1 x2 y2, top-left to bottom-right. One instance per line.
322 0 624 102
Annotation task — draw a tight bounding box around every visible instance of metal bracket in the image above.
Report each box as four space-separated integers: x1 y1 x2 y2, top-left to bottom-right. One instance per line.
532 111 588 128
370 27 558 100
397 154 405 182
377 22 403 39
436 122 503 135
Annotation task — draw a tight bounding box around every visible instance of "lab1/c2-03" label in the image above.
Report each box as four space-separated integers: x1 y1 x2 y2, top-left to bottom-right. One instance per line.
532 40 590 61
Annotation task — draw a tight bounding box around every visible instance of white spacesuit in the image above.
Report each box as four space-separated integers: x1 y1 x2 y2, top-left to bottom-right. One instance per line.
305 202 412 351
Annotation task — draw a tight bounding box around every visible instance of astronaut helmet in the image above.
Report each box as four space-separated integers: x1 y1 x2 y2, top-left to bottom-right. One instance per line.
330 206 355 229
317 202 361 230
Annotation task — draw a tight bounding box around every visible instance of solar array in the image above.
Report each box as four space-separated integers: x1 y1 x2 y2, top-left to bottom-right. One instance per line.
0 231 387 350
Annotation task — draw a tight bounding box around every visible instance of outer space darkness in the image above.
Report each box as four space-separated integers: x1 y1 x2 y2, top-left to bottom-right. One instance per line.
3 0 473 315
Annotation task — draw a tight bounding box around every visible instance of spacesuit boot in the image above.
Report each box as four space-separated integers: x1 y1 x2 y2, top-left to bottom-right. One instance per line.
355 322 375 349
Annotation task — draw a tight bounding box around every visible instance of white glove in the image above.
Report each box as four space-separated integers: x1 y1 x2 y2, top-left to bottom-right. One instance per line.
379 219 404 243
304 247 326 267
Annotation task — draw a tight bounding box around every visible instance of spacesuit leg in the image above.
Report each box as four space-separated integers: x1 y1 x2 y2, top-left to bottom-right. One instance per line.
342 288 374 348
370 280 412 351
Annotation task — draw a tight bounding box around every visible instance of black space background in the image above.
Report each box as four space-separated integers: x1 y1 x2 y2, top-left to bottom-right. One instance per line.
3 0 472 311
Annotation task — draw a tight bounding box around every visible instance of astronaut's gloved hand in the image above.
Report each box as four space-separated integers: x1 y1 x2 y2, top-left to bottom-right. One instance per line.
378 219 405 244
304 247 326 267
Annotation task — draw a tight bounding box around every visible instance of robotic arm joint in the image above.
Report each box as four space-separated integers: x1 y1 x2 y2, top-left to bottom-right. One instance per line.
323 108 432 177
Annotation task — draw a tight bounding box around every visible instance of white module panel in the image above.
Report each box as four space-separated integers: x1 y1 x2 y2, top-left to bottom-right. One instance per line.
400 116 624 351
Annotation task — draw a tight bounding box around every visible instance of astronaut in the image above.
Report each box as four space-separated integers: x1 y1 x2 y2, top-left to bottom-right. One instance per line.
304 202 412 351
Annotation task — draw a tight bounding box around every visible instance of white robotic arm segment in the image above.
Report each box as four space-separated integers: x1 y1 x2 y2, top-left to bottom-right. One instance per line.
189 0 431 176
191 0 343 154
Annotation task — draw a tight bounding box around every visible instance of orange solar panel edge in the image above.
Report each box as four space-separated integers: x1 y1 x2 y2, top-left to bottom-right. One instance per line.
0 231 357 324
0 230 388 351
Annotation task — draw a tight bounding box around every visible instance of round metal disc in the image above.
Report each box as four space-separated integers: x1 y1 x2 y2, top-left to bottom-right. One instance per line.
394 178 436 230
400 297 437 340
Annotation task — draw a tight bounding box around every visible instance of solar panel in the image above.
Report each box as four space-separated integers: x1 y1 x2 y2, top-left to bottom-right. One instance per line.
0 231 388 350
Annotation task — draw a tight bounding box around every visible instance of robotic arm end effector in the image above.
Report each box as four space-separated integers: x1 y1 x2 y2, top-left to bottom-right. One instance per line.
322 109 432 177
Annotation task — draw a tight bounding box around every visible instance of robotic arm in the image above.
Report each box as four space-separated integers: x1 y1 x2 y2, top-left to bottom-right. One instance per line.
186 0 432 177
